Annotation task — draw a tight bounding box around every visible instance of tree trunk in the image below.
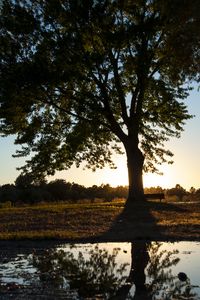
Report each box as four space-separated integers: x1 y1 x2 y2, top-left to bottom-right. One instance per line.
125 143 145 203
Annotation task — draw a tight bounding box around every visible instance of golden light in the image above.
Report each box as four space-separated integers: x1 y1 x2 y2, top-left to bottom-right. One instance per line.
143 165 172 188
51 156 175 189
144 173 165 188
101 158 128 187
102 170 128 187
96 158 173 188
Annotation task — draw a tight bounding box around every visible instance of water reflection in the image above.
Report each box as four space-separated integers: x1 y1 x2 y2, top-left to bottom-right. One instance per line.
30 242 200 299
130 242 198 300
0 241 199 299
31 245 129 298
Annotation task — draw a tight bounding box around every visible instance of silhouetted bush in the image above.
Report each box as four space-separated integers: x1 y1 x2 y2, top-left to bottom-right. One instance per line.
0 201 12 208
46 180 73 201
0 184 19 204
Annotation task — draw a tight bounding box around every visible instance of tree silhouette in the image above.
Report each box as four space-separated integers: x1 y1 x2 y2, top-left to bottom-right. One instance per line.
30 245 129 299
1 0 200 203
166 184 187 201
27 242 198 299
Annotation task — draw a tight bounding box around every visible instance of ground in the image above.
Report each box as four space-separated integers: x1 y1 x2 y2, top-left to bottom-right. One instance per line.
0 199 200 241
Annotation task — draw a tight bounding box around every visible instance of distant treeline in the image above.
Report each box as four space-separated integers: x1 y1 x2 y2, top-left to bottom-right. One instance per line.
0 178 128 204
0 175 200 205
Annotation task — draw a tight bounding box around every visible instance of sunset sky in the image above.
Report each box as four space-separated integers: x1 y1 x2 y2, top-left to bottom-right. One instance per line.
0 86 199 190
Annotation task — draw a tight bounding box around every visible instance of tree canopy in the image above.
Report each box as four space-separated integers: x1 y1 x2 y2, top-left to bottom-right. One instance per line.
1 0 200 200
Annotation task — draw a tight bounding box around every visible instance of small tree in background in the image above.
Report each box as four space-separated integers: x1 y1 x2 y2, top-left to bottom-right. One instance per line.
46 179 72 201
166 184 187 201
15 173 34 189
15 173 47 189
1 1 200 205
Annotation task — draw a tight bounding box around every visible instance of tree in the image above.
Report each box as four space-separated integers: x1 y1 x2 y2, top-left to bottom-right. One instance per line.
0 184 18 203
1 0 200 204
166 184 187 201
15 173 47 188
46 179 71 200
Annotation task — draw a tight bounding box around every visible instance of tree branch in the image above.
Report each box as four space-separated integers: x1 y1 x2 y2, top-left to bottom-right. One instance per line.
109 51 129 126
91 74 127 143
39 86 93 123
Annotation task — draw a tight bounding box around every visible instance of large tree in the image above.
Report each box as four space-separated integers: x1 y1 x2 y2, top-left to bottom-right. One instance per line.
1 0 200 203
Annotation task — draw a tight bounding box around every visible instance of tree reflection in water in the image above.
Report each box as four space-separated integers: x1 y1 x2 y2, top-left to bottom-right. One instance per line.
29 242 199 300
131 242 198 300
31 245 128 298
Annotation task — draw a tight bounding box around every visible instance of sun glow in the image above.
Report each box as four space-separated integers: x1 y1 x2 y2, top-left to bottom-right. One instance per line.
103 154 174 188
143 164 174 188
103 158 173 188
144 173 167 188
96 159 172 188
52 157 174 188
100 166 128 187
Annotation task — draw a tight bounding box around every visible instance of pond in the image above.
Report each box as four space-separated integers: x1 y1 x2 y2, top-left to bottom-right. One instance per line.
0 241 200 299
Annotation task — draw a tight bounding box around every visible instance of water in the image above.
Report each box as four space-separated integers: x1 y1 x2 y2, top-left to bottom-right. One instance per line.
0 241 199 299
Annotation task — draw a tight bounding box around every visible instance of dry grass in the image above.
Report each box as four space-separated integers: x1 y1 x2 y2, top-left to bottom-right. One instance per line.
0 200 200 241
0 201 123 240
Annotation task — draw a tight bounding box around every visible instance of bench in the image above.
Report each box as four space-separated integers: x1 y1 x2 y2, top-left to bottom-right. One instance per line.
145 193 165 202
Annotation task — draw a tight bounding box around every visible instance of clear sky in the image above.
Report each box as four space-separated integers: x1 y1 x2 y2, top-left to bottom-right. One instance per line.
0 86 199 190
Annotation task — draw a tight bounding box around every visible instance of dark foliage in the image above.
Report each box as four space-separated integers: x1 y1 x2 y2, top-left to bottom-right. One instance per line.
0 179 128 204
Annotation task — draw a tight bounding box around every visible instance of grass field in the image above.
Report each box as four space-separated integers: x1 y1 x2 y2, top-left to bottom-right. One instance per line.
0 199 200 241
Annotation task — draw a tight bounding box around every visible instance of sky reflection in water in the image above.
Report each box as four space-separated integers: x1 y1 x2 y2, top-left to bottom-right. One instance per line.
0 241 200 299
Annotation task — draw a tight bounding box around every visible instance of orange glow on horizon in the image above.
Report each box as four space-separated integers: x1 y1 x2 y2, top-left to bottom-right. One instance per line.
50 156 197 190
101 162 173 188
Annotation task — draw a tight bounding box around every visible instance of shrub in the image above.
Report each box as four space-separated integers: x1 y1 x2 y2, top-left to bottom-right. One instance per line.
0 201 12 208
